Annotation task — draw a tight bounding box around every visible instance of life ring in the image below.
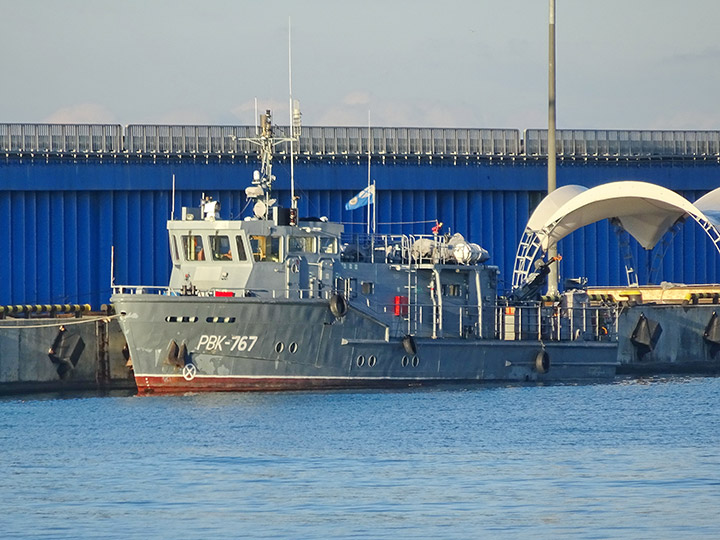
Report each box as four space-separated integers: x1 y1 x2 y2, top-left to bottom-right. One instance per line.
289 258 300 273
182 363 197 381
535 350 550 374
329 293 348 318
402 335 417 355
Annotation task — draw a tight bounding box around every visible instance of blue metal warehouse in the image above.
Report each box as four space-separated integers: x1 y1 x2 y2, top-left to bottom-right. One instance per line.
1 124 719 308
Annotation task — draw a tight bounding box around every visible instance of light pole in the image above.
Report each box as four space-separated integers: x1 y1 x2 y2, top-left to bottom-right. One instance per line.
547 0 559 294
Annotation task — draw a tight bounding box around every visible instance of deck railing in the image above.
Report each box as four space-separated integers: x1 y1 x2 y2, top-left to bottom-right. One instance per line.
340 233 473 265
112 286 618 343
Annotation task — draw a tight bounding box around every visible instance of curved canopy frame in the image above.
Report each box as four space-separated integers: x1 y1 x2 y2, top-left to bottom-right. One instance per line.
512 182 720 289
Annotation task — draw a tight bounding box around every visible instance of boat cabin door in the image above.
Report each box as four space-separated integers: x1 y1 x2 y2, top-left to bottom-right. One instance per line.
285 256 309 298
308 257 336 298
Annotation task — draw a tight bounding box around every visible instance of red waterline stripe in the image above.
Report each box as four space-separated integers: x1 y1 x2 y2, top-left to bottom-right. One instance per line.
135 375 431 394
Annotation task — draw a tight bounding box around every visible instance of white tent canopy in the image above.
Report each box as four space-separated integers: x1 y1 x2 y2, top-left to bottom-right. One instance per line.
694 186 720 230
525 184 588 232
512 181 720 289
535 181 699 250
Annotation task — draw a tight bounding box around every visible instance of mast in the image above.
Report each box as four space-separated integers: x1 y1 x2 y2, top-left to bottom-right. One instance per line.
367 111 372 235
258 110 275 220
373 181 376 234
171 173 176 220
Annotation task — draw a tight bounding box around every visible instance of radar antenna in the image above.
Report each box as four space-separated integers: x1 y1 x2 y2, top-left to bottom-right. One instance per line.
237 106 301 221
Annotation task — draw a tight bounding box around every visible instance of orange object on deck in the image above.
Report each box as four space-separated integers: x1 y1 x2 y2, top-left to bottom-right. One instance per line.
394 295 409 317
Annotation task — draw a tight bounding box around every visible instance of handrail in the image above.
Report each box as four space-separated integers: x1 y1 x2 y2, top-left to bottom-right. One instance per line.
112 285 618 342
111 285 336 300
340 232 475 265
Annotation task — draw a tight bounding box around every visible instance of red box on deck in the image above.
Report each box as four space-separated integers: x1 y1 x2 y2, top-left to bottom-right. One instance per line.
394 295 409 317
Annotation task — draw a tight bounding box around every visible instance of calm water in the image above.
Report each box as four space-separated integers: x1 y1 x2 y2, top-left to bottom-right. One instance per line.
1 377 719 539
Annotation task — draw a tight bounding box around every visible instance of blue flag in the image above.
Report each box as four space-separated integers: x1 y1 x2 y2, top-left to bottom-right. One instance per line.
345 185 375 211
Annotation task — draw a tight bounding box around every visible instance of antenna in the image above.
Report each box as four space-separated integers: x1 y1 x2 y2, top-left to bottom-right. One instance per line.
171 173 176 220
288 18 301 212
254 97 259 135
288 17 296 211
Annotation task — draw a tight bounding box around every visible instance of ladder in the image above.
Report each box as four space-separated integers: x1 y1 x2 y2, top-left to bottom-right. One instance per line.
404 267 419 336
511 229 543 289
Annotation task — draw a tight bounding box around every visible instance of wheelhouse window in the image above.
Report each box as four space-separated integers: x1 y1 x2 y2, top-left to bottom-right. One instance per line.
441 284 462 297
235 235 248 261
182 235 205 261
319 236 337 254
171 235 179 262
211 235 233 261
249 235 280 262
288 236 315 253
361 281 374 295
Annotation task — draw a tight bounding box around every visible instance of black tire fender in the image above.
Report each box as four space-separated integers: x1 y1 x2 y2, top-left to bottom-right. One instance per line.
535 350 550 373
402 335 417 355
329 294 348 318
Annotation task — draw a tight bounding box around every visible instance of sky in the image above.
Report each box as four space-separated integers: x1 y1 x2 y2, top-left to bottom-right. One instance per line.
2 0 719 130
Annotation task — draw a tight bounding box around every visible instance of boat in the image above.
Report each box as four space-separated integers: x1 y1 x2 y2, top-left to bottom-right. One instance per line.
111 110 620 393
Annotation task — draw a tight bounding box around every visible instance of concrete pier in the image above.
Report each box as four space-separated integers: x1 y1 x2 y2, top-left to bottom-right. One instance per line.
618 304 720 375
0 314 135 395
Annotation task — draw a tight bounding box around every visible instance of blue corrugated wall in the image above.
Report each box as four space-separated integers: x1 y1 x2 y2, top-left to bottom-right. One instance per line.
1 157 719 307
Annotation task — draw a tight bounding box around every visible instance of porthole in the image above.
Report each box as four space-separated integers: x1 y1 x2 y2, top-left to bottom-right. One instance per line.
356 355 365 367
165 316 198 323
275 342 284 353
412 356 419 368
368 355 377 367
206 316 236 323
289 342 298 354
401 356 409 367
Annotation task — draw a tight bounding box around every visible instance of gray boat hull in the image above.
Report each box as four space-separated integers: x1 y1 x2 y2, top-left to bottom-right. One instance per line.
112 294 618 393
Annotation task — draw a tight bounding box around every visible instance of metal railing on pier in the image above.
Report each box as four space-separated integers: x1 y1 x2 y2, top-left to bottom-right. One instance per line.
0 124 122 154
524 129 720 158
3 123 718 160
